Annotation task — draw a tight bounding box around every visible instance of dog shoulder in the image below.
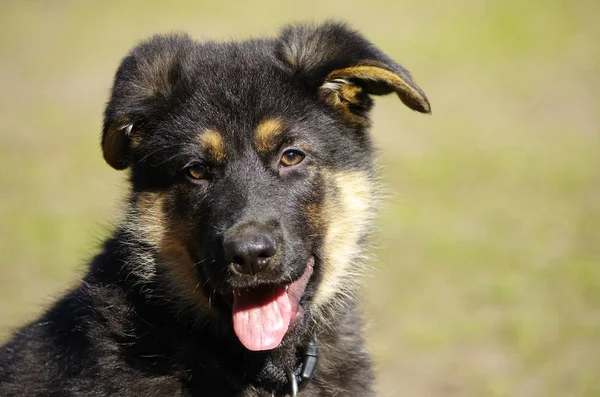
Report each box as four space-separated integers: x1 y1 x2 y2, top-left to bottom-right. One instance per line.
0 279 181 396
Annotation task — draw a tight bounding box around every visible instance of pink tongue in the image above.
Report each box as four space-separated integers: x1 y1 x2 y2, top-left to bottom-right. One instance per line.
232 287 292 351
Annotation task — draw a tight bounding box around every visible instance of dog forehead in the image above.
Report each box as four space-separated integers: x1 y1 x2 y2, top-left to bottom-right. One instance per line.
182 50 288 113
143 41 328 159
178 57 308 146
193 41 286 95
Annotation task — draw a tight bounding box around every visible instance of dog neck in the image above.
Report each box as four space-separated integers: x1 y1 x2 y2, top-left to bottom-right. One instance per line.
243 336 318 396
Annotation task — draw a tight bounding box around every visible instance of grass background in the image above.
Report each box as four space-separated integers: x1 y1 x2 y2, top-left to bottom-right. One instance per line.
1 1 599 395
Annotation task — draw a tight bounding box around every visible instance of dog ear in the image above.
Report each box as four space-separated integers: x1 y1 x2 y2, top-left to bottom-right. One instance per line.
277 22 430 124
102 34 195 170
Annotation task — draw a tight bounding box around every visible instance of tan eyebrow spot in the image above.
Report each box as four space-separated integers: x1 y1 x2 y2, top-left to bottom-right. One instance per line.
255 118 285 153
198 129 226 162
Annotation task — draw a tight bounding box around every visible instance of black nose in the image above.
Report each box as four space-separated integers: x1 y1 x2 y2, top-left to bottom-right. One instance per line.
223 230 277 275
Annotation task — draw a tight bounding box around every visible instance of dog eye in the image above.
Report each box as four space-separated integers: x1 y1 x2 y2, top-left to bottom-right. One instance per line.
185 163 209 180
280 149 305 167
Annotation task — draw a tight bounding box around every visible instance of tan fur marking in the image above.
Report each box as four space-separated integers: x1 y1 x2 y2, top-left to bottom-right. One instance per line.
321 86 368 127
313 170 374 308
159 230 208 310
303 202 323 233
255 118 285 153
135 192 167 248
338 84 362 105
134 192 209 310
327 65 431 113
198 129 226 162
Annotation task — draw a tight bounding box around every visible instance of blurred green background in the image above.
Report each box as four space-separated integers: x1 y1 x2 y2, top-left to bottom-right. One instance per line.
1 1 599 395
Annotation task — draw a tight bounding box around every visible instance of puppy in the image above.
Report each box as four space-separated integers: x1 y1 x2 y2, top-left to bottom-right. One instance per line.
0 21 430 396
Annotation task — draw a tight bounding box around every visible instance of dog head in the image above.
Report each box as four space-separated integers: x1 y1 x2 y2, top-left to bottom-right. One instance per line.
102 22 429 352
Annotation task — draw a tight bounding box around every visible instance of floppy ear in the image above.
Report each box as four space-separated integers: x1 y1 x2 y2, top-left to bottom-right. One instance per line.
102 34 195 170
277 22 430 125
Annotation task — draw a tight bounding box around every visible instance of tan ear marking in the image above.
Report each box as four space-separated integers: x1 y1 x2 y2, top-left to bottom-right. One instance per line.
198 129 226 162
338 84 363 105
320 82 368 127
255 118 285 153
327 65 431 113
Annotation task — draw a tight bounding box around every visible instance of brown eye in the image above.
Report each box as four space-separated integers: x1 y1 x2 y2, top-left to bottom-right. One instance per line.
280 149 305 167
186 163 208 180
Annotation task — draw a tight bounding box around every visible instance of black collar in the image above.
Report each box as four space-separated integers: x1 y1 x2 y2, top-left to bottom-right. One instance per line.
270 337 319 397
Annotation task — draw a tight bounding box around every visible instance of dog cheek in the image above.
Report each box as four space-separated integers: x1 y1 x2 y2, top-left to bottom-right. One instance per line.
299 176 326 240
130 192 167 248
312 170 375 311
160 228 209 311
124 191 210 311
303 202 323 236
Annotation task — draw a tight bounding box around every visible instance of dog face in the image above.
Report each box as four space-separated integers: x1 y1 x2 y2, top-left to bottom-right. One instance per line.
102 22 429 352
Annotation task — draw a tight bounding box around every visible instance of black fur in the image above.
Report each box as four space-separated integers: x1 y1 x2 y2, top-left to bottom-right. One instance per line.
0 21 429 396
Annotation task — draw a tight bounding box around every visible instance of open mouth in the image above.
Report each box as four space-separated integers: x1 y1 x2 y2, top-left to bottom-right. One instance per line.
231 257 314 351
